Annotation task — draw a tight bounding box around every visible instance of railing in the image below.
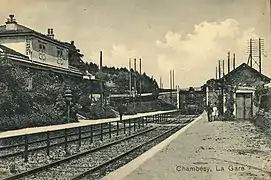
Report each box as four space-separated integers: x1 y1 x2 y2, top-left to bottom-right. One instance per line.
68 65 81 73
0 110 180 162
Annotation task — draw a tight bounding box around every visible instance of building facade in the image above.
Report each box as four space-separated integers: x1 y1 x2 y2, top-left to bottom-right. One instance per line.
0 15 70 69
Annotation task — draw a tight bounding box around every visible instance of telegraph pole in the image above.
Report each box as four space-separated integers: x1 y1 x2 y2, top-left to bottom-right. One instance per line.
215 66 218 79
259 38 263 73
139 58 142 96
246 38 264 72
169 70 172 90
133 58 137 108
218 60 221 79
170 70 173 104
159 77 162 88
227 51 230 74
222 60 225 77
129 58 132 95
259 38 262 73
172 69 175 90
249 38 253 67
134 58 137 94
233 53 236 70
99 51 103 108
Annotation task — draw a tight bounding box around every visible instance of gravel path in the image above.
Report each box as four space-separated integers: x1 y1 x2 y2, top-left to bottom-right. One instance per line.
117 114 271 180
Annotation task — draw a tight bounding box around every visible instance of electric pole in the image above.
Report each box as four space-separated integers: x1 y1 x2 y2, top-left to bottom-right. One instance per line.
99 51 103 108
215 66 218 79
134 58 137 95
233 53 236 70
129 58 132 95
222 60 225 77
139 58 142 96
172 69 175 90
218 60 221 79
246 38 264 72
227 51 230 74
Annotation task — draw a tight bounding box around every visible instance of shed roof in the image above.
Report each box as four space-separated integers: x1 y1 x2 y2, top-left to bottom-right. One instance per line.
221 63 270 82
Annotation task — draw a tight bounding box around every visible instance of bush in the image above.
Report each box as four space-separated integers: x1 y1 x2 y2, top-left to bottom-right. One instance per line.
252 109 271 135
0 61 80 131
0 105 78 131
113 99 175 115
78 104 117 119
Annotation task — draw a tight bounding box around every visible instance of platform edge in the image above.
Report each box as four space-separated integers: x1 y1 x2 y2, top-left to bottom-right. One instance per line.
102 112 206 180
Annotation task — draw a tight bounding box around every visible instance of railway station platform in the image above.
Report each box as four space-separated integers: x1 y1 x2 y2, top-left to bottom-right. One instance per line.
103 113 271 180
0 110 176 139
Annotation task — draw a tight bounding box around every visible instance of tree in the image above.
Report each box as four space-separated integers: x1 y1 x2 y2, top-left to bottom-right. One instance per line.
68 41 86 71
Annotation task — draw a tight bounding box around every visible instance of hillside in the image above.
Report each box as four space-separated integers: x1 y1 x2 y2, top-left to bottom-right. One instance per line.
0 45 165 131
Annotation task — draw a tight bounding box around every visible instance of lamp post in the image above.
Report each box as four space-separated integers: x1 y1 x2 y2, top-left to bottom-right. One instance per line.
64 88 73 123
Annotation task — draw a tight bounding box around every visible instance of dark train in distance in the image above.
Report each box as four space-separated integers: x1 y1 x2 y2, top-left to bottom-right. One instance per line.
180 87 205 115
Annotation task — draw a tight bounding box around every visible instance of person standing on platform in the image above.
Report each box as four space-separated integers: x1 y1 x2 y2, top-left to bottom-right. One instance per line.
117 100 124 121
206 102 213 122
212 102 218 121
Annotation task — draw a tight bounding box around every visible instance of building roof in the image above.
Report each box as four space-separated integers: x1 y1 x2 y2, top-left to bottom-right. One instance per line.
221 63 271 82
0 23 71 49
0 44 29 59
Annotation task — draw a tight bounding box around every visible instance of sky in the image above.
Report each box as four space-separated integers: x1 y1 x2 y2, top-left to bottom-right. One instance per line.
0 0 270 88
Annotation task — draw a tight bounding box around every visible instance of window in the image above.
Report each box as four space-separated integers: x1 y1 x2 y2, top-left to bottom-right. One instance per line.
57 50 63 58
39 44 46 52
57 49 64 65
38 43 46 61
26 39 31 56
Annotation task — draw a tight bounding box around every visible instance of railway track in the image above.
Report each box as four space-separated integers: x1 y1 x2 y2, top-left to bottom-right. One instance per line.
0 125 109 151
72 125 182 180
3 126 158 180
0 125 134 159
2 114 197 180
1 115 156 159
1 112 198 180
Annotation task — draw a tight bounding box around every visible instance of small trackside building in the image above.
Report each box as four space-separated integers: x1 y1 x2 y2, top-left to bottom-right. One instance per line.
206 63 270 119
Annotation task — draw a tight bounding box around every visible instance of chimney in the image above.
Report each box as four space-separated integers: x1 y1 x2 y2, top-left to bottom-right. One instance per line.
47 28 51 37
5 14 18 30
50 28 54 39
47 28 54 39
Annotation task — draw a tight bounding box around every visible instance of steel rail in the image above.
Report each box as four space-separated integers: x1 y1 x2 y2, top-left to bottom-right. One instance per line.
3 126 157 180
70 125 183 180
0 125 138 159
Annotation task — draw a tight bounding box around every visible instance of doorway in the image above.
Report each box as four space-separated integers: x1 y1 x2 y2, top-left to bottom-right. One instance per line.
236 93 253 119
